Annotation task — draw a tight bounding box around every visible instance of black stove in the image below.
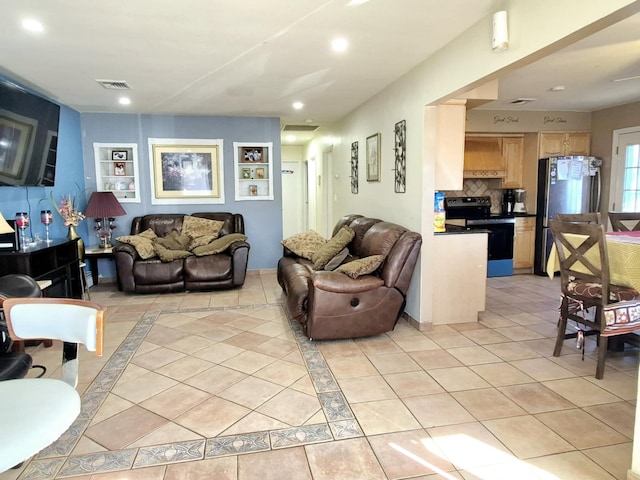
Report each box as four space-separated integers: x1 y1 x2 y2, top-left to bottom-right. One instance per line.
444 196 515 224
443 196 514 277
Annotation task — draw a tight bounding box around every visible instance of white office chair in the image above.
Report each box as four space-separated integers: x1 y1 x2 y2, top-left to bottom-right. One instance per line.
0 297 105 473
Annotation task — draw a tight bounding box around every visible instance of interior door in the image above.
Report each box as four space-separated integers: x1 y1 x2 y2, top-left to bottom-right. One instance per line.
281 161 307 239
610 127 640 212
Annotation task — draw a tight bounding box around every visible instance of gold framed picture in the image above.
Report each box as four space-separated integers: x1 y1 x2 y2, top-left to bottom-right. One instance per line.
255 167 265 179
151 144 220 199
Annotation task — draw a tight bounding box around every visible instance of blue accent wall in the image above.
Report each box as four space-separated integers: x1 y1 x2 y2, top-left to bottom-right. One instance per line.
81 113 283 277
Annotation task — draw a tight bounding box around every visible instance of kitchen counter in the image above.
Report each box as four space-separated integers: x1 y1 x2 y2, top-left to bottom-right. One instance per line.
431 230 487 325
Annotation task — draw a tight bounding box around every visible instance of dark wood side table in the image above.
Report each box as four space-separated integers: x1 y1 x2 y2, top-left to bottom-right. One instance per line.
84 247 113 286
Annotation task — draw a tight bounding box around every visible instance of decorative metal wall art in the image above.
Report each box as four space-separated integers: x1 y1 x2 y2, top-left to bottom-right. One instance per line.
394 120 406 193
350 141 359 194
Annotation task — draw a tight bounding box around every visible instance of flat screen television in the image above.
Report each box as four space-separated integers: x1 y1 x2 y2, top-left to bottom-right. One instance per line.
0 78 60 187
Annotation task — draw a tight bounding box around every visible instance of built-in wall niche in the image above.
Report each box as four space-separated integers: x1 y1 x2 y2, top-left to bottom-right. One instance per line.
93 143 141 203
233 142 274 201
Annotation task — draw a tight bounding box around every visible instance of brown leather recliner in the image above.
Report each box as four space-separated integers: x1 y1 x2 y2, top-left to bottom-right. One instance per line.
114 212 249 294
277 215 422 340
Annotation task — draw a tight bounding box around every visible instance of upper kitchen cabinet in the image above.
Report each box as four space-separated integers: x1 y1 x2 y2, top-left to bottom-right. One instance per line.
463 137 506 178
501 137 524 188
432 100 467 190
538 132 591 158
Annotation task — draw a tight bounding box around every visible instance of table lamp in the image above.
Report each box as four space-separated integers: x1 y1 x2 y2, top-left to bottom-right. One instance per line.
84 192 126 248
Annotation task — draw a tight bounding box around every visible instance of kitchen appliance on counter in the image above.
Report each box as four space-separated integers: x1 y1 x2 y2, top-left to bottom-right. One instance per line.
534 156 602 275
513 189 527 213
445 196 515 277
501 189 515 215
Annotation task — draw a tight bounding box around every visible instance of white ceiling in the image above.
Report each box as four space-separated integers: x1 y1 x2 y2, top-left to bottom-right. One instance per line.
1 1 639 145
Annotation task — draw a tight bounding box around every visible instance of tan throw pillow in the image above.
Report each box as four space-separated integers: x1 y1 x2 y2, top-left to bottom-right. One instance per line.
154 230 191 250
192 233 248 256
182 215 225 239
324 247 349 271
116 233 156 259
281 230 327 260
189 235 218 250
154 244 192 262
311 226 355 270
336 255 385 279
138 228 158 240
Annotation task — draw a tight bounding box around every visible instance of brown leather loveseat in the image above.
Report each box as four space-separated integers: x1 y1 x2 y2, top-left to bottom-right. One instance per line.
114 212 249 294
277 215 422 340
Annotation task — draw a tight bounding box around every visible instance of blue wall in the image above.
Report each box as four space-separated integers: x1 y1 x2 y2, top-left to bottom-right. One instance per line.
81 113 283 277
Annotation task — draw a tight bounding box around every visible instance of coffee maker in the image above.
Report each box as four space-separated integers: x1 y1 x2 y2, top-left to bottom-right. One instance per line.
513 189 527 213
501 189 515 215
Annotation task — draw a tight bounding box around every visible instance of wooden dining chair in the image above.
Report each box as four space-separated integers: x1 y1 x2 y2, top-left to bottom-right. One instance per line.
555 212 602 224
0 297 106 472
608 211 640 232
549 219 640 379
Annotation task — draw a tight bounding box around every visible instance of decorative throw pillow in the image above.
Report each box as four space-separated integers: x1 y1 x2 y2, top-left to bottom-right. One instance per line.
311 226 355 270
137 228 158 240
281 230 327 260
154 244 192 263
189 234 218 250
192 233 248 256
336 254 385 279
154 230 192 250
182 215 225 239
324 247 349 271
115 232 157 259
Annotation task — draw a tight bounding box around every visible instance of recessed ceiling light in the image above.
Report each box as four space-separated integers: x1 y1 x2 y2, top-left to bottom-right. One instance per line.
286 135 296 142
22 18 44 33
550 85 565 92
304 118 314 123
293 101 304 110
118 97 131 105
331 38 348 52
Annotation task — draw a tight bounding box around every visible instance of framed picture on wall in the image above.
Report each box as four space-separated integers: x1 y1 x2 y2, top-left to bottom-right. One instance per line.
113 162 126 176
366 132 381 182
112 150 128 161
151 142 220 199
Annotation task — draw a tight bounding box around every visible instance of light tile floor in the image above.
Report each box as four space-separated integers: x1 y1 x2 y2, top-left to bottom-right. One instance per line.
1 271 638 480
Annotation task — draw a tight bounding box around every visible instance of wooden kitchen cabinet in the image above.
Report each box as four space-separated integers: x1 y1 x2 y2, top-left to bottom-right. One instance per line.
433 100 467 190
538 132 591 158
513 216 535 269
501 137 524 188
463 136 506 178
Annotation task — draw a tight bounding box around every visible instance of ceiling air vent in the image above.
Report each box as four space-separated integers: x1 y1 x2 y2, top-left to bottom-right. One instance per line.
96 79 132 90
509 97 536 105
282 124 319 132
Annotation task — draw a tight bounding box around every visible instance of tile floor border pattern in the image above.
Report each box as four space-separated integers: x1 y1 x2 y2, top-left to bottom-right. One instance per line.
17 303 364 480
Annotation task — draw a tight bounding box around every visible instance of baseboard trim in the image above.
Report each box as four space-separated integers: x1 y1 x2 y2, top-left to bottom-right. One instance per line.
403 311 432 331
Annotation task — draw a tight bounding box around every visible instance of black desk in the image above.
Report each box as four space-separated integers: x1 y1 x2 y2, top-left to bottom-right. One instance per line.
0 238 82 299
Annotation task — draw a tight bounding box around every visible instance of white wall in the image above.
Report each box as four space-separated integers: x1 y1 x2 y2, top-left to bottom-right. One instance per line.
306 0 640 324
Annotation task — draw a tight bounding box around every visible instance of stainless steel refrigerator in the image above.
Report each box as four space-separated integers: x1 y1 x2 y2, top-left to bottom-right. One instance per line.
533 156 602 275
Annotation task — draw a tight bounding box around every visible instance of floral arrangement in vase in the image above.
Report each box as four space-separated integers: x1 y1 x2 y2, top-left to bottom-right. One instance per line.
51 193 86 226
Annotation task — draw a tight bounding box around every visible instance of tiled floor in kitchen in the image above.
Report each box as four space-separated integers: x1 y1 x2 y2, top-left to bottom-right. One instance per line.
2 271 638 480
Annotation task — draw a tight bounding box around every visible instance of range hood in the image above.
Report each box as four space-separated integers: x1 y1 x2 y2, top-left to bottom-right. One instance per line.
463 137 506 178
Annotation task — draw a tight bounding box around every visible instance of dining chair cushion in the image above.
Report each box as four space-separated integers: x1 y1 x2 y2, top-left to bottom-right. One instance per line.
604 300 640 332
566 280 640 302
